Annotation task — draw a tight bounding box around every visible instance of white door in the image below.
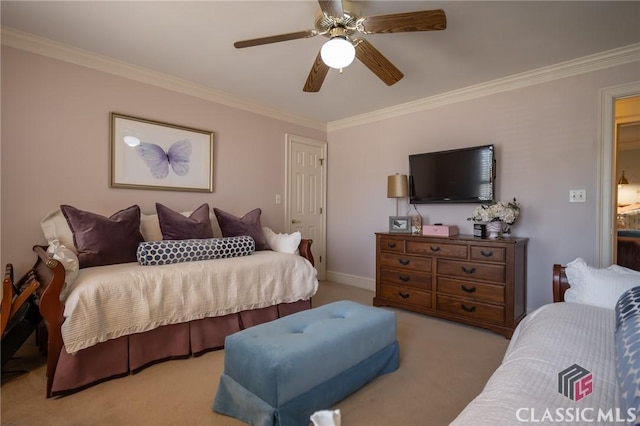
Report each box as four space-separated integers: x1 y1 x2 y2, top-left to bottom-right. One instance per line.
286 134 326 280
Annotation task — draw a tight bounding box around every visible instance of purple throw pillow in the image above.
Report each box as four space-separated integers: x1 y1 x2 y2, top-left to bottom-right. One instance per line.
60 204 144 268
156 203 213 240
213 208 269 251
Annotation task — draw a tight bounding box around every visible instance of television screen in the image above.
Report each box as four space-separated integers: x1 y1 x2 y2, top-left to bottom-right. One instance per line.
409 145 495 204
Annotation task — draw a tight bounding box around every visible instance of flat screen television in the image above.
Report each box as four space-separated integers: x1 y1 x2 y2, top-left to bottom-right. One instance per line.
409 144 495 204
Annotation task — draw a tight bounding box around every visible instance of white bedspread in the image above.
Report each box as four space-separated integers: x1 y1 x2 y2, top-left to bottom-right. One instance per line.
62 251 318 353
451 302 621 425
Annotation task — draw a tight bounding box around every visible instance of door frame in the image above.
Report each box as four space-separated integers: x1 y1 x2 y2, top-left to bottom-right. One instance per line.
598 81 640 267
285 134 327 279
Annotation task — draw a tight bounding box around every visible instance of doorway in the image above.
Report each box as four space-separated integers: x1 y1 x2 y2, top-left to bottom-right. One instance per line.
285 134 327 280
614 97 640 266
598 83 640 266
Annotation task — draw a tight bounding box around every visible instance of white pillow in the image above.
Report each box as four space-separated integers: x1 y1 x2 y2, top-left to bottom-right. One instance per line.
263 227 301 254
40 209 76 253
611 264 640 279
46 239 79 301
140 213 164 241
564 257 640 309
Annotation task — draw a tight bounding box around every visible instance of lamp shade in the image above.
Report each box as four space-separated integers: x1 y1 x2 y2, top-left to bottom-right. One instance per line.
618 170 629 186
387 174 408 198
321 36 355 69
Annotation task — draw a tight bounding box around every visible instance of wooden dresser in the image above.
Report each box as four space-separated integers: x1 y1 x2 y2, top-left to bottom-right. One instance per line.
374 233 528 338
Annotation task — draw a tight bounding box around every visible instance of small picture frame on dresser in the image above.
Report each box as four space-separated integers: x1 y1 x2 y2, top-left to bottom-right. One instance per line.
389 216 412 233
473 223 487 238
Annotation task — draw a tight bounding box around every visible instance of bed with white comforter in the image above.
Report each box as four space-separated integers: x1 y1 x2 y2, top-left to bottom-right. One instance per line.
451 260 640 426
451 302 621 425
62 250 318 354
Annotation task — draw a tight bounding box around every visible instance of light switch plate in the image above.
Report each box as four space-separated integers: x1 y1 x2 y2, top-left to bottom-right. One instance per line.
569 189 586 203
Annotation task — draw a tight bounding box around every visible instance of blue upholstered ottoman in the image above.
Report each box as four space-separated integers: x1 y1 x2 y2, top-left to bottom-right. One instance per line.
212 300 399 426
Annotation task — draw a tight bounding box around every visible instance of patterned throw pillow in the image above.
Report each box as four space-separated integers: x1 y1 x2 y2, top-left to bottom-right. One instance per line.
136 236 255 266
614 286 640 418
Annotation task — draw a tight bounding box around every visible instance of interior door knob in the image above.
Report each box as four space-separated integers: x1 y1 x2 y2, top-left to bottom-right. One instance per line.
291 219 301 224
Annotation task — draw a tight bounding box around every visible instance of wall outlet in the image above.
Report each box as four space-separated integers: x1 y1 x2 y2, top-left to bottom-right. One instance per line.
569 189 586 203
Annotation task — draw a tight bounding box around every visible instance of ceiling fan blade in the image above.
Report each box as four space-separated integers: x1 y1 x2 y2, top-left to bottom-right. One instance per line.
358 9 447 34
234 30 317 48
354 38 404 86
303 51 330 92
318 0 344 18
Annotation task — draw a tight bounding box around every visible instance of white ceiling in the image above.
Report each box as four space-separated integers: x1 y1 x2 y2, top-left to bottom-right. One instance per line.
2 1 640 124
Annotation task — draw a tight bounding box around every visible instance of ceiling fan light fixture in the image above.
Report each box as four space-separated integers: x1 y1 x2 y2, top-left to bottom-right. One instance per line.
320 35 355 69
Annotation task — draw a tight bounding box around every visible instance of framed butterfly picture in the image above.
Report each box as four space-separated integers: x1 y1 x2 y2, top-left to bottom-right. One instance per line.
110 113 214 192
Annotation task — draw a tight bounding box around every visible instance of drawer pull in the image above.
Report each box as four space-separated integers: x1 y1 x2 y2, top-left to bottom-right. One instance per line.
461 304 476 313
461 285 476 293
398 291 410 299
461 266 477 274
399 274 410 282
480 250 494 257
398 258 410 266
430 246 441 252
387 242 397 248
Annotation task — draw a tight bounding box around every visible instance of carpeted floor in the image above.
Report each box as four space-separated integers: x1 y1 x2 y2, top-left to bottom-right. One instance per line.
1 281 509 426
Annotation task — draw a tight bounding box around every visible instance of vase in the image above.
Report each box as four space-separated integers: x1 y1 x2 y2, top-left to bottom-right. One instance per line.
486 221 503 239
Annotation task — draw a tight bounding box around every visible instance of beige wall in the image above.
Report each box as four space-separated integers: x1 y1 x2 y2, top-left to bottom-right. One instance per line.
1 47 325 272
326 61 640 310
3 44 639 312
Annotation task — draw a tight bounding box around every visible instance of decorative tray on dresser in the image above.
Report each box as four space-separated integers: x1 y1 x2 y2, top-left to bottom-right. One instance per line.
374 233 528 338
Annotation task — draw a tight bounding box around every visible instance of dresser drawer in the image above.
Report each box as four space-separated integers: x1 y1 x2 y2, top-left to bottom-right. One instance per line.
470 246 506 263
379 237 405 253
436 295 505 324
379 252 432 273
380 269 431 290
437 259 506 284
380 284 431 308
406 241 468 259
436 277 504 304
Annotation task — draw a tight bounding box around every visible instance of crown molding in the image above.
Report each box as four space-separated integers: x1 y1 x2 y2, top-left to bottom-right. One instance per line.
328 42 640 132
3 26 638 134
0 27 327 132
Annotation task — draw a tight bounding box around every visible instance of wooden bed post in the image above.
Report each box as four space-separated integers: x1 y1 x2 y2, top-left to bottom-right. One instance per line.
552 264 569 303
33 246 66 398
298 239 314 267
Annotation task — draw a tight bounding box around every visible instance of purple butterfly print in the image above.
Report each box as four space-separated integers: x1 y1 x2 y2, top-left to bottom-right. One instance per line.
135 139 192 179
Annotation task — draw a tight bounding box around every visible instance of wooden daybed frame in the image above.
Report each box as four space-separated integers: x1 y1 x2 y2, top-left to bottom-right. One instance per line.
552 264 569 303
32 240 314 398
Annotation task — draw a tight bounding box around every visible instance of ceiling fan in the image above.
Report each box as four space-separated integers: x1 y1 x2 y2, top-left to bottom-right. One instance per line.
233 0 447 92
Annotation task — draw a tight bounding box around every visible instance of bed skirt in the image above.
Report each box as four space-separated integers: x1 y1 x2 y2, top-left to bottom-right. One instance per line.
49 299 311 397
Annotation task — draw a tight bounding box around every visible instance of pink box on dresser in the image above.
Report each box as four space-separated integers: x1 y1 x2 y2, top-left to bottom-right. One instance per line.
421 225 459 237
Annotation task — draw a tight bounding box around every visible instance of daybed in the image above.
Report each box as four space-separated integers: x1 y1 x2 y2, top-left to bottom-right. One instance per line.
451 259 640 426
31 203 318 397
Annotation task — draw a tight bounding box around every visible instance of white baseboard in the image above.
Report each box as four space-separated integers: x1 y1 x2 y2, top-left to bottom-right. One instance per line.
325 271 375 292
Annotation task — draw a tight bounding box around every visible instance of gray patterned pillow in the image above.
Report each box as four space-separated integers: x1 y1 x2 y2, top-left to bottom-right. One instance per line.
137 236 254 266
614 286 640 419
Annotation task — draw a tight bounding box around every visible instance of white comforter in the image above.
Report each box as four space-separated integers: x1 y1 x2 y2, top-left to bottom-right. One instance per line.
62 251 318 353
451 302 622 425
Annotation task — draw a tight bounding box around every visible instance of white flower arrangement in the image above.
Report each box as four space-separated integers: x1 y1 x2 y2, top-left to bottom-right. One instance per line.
467 198 521 225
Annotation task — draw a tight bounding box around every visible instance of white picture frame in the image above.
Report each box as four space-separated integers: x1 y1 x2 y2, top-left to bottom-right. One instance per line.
389 216 411 233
